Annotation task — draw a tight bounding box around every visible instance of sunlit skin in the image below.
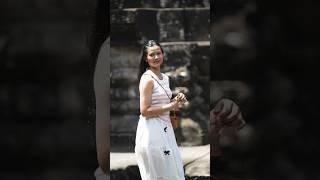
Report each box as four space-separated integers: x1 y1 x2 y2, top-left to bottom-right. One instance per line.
145 46 164 76
139 45 187 118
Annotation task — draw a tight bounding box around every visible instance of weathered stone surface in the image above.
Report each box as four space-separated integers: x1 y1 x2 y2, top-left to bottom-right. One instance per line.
111 0 142 9
180 118 203 146
157 10 185 41
111 99 140 114
181 0 210 8
111 86 139 100
111 9 137 24
184 9 210 41
110 45 141 68
111 0 210 9
111 8 210 42
111 67 139 84
111 24 140 43
162 42 209 66
191 44 210 75
110 115 139 132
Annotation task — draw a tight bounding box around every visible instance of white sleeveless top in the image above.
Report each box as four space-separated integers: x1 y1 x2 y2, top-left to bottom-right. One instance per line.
142 70 172 123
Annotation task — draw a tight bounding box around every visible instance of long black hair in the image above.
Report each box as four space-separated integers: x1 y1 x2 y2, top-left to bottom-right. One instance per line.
138 40 164 80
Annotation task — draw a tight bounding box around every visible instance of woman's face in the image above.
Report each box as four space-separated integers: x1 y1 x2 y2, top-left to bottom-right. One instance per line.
145 45 163 68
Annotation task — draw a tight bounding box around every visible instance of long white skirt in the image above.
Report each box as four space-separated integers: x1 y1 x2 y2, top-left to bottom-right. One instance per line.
135 115 185 180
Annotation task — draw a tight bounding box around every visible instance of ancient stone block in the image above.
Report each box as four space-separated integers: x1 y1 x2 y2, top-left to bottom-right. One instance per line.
157 10 184 41
111 0 142 9
111 10 137 24
184 9 210 41
110 46 141 68
111 67 139 84
111 99 140 114
181 0 210 8
110 115 139 132
111 86 139 100
110 0 210 9
135 9 159 41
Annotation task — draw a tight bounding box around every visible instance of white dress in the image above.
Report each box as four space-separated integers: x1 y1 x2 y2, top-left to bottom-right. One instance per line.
135 70 185 180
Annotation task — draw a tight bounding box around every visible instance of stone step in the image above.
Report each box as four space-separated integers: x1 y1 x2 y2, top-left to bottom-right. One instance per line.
111 8 210 42
111 0 210 9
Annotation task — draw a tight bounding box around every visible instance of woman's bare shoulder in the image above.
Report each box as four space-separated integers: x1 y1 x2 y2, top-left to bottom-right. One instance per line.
139 74 153 88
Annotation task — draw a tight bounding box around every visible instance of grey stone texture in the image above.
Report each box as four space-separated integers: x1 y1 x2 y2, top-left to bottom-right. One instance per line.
111 8 210 43
111 0 210 9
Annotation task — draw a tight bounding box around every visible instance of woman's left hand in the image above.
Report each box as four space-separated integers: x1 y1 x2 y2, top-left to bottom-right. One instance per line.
174 92 187 104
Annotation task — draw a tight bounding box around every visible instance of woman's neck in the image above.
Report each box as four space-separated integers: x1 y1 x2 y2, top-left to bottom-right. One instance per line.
148 67 162 79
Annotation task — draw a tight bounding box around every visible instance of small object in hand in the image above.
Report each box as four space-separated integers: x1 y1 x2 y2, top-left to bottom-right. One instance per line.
175 93 187 104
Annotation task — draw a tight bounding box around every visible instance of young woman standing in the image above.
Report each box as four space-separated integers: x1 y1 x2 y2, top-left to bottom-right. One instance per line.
135 40 187 180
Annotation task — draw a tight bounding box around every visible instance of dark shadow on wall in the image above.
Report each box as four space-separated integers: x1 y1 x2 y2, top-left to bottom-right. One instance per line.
211 0 320 179
0 1 99 179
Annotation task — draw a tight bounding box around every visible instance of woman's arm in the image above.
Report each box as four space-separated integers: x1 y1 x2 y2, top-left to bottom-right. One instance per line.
94 37 109 174
139 75 178 118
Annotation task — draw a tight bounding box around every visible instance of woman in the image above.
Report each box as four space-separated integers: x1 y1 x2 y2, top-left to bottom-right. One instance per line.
135 40 187 180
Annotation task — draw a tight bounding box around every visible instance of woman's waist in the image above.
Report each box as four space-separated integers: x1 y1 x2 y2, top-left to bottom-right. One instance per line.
139 114 170 123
